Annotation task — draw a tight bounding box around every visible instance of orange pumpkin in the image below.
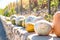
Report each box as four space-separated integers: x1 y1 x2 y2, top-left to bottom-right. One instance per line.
53 11 60 37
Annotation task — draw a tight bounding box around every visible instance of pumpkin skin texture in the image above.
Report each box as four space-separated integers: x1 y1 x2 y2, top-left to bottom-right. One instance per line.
53 11 60 37
25 23 34 32
16 16 25 27
25 15 36 32
25 15 36 23
10 15 17 20
10 15 17 25
34 16 44 23
34 20 52 35
11 18 16 25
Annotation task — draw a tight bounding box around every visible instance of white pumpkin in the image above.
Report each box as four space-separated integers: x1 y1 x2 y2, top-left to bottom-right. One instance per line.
34 16 44 23
25 15 36 23
16 16 25 27
34 20 52 35
25 15 36 32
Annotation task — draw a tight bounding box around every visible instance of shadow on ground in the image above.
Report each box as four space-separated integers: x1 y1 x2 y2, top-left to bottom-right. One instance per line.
0 19 7 40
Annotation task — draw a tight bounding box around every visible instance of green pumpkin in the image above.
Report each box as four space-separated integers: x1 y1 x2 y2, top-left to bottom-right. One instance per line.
10 15 17 25
18 19 25 26
16 16 25 27
10 15 17 20
11 18 16 25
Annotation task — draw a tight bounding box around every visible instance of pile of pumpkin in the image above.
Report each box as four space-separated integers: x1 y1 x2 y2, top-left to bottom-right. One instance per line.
10 11 60 37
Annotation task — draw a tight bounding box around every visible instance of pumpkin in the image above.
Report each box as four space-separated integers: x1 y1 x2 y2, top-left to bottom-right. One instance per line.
10 15 17 20
10 15 17 25
53 11 60 37
25 15 36 32
25 23 34 32
34 20 52 35
11 18 16 25
25 15 36 23
16 16 25 27
34 16 44 23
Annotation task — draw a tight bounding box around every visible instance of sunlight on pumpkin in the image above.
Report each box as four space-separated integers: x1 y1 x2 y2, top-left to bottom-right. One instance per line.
25 23 34 32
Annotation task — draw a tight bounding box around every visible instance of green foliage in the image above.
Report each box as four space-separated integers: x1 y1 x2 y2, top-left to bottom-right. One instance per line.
4 7 16 17
9 7 16 15
44 14 53 22
4 12 10 17
38 0 43 5
0 9 4 15
51 0 58 7
38 0 47 5
50 0 58 14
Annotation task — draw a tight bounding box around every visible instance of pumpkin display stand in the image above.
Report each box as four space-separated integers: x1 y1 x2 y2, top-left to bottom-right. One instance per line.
53 11 60 37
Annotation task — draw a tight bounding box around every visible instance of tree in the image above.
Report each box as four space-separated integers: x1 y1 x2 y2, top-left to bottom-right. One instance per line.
0 9 4 15
4 6 16 17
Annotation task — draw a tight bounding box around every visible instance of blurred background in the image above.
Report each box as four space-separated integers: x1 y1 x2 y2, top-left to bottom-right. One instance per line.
0 0 60 22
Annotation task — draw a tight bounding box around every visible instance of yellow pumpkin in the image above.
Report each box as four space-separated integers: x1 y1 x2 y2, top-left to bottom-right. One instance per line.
25 15 36 32
53 11 60 37
25 23 34 32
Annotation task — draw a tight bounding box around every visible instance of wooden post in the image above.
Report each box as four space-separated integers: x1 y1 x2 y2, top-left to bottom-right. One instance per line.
57 0 60 11
48 0 51 14
20 0 22 15
29 0 31 14
16 0 18 14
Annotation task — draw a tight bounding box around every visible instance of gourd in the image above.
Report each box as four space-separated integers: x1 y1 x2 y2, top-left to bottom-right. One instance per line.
10 15 17 25
16 16 25 27
53 11 60 37
34 20 52 35
11 18 16 25
25 15 36 32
